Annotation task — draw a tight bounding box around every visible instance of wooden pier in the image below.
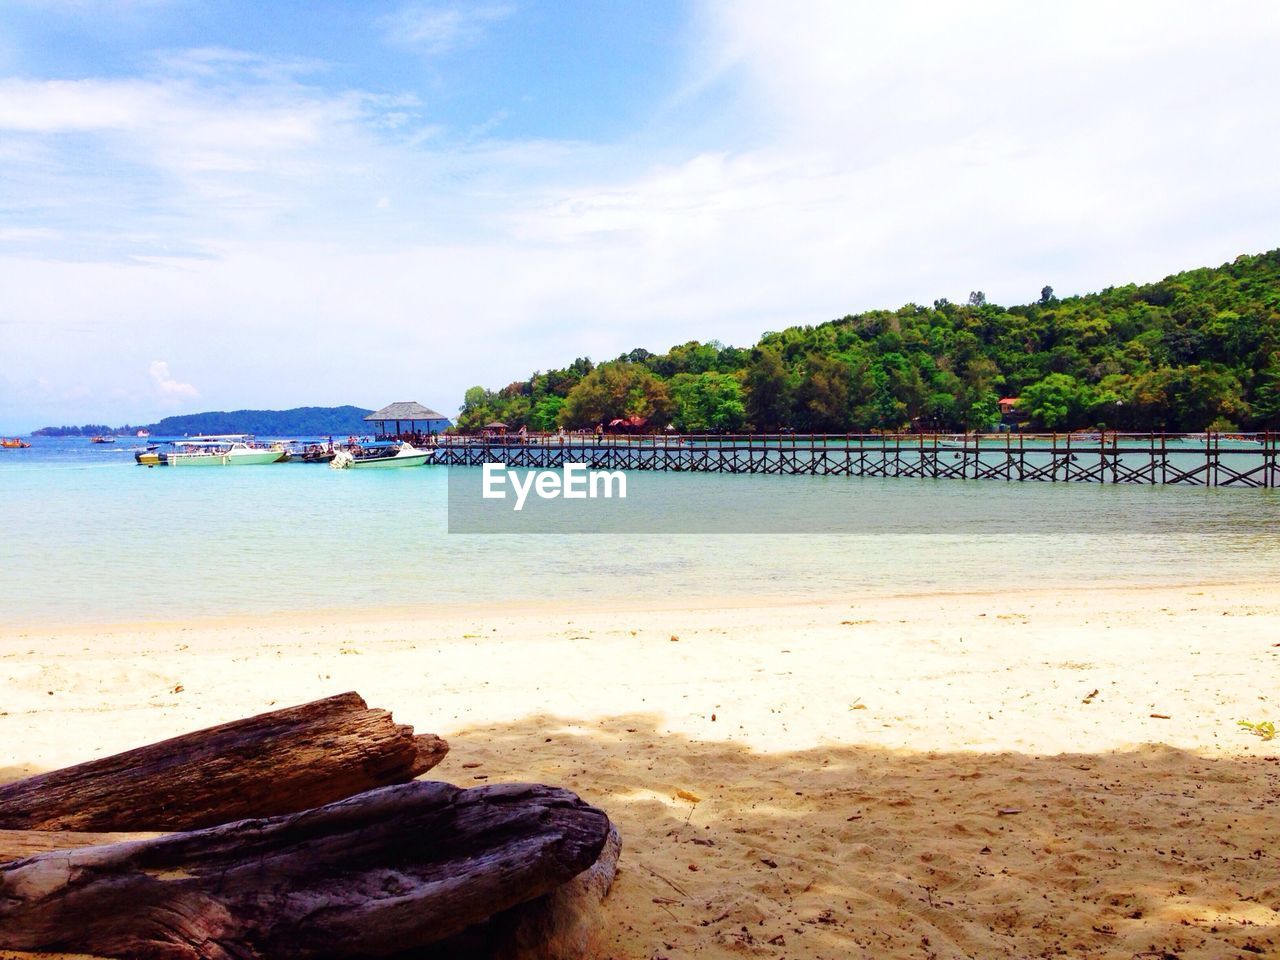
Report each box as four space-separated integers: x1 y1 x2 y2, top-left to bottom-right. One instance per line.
432 433 1280 488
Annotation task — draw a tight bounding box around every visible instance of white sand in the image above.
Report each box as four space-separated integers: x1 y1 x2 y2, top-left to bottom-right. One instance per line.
2 582 1278 958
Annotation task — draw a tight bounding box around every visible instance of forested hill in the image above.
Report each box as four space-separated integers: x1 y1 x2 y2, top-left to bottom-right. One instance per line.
459 249 1280 433
34 405 374 437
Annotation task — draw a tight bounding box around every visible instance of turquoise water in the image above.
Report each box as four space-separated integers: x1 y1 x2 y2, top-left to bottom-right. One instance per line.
3 437 1280 627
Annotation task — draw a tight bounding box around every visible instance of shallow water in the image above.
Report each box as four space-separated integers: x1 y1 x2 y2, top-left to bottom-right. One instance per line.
2 437 1279 627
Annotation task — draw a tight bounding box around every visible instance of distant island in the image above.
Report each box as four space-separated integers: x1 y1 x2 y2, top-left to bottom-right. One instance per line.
457 248 1280 434
34 406 375 438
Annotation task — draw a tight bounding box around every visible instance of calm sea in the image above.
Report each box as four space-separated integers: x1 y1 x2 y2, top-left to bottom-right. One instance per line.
2 437 1279 627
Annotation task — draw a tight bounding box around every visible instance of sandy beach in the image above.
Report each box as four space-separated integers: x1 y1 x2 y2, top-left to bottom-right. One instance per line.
2 581 1278 959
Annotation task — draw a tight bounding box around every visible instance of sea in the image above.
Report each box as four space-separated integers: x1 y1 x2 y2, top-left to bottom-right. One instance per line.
3 436 1280 628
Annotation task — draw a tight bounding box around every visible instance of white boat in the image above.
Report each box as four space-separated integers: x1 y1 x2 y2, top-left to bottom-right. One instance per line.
152 436 286 466
330 441 432 469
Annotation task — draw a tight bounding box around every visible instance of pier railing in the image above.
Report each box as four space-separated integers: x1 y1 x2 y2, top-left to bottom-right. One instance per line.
430 432 1280 488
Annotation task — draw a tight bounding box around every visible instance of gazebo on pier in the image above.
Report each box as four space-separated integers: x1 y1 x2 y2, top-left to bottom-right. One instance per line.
365 401 452 440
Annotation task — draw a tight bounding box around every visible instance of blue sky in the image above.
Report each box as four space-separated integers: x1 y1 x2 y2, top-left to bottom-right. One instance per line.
2 1 1279 430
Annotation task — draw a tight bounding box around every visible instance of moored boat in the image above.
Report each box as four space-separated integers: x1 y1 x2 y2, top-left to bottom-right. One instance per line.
330 441 432 469
90 436 116 444
300 442 337 463
138 436 287 466
1 437 31 449
177 441 285 466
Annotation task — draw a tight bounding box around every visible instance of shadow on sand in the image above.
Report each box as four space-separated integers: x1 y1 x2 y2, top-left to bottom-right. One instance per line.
2 718 1276 959
433 712 1279 960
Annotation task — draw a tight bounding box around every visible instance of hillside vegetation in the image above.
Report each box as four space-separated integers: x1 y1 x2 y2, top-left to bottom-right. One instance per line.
459 249 1280 433
35 406 374 437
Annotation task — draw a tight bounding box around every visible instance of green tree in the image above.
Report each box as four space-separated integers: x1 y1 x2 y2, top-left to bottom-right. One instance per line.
1021 374 1093 429
529 395 565 432
559 362 672 428
1130 365 1247 431
796 353 854 431
743 346 793 430
966 390 1001 430
1252 355 1280 427
670 372 747 432
457 386 498 431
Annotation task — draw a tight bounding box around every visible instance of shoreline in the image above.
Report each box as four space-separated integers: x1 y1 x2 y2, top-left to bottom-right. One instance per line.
4 573 1279 641
3 580 1277 760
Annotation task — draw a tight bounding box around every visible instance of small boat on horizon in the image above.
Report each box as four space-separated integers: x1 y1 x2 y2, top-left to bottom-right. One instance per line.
330 441 432 469
1 437 31 449
90 436 116 444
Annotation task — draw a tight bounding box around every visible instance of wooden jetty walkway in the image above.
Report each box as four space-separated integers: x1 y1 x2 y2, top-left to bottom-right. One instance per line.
432 433 1280 488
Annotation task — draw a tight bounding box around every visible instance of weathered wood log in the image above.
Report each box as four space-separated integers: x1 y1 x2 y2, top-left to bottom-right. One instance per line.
0 821 624 960
419 823 622 960
0 692 448 832
0 828 159 862
493 823 623 960
0 780 611 960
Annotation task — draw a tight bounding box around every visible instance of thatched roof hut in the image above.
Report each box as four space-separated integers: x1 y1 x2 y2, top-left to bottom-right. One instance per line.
365 401 452 437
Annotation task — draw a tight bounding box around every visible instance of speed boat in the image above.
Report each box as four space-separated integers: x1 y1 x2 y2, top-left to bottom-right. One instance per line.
138 436 286 466
330 441 432 469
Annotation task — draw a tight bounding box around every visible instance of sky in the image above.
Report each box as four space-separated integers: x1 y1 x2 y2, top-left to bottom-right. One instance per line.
1 1 1278 430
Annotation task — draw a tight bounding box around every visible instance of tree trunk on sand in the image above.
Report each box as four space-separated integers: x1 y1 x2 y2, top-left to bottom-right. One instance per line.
493 823 623 960
0 828 160 862
0 780 611 960
0 692 448 832
418 823 623 960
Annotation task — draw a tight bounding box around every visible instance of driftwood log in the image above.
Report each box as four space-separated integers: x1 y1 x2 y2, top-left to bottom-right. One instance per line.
423 823 624 960
0 692 448 832
496 823 623 960
0 828 161 862
0 780 612 960
0 821 624 960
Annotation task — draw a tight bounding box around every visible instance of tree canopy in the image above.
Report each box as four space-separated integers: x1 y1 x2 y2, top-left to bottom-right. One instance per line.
457 249 1280 433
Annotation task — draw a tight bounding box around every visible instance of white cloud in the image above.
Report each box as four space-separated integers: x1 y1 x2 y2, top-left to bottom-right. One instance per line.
380 3 515 56
148 360 198 402
0 78 166 132
155 46 327 82
0 66 426 263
